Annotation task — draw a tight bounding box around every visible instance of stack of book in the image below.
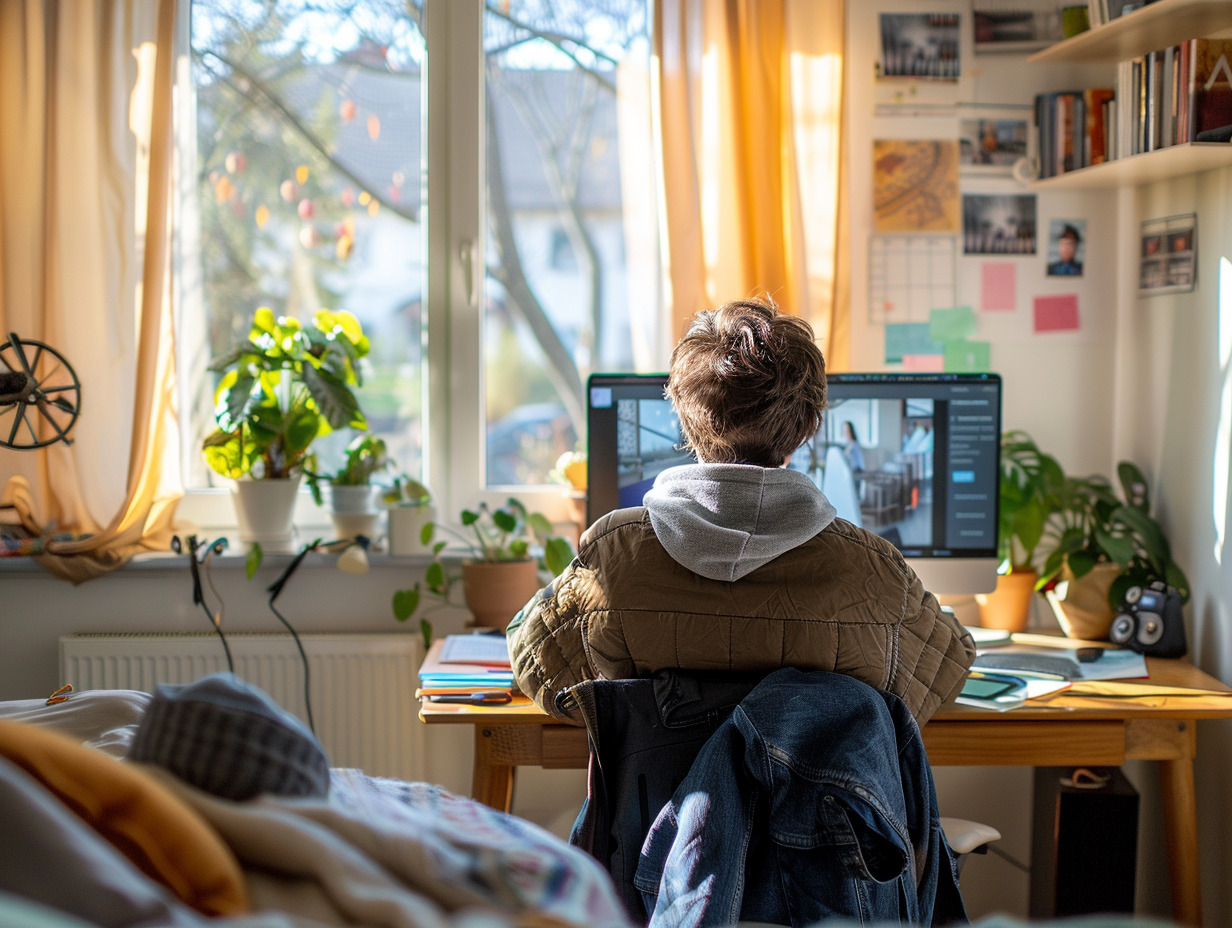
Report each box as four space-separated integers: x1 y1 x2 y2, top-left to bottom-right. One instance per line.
417 633 518 705
1036 39 1232 178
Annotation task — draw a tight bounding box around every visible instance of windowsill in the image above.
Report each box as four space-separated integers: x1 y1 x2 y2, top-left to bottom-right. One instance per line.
0 548 439 574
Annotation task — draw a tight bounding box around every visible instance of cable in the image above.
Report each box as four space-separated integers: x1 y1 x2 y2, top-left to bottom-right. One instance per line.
266 540 321 735
174 535 234 674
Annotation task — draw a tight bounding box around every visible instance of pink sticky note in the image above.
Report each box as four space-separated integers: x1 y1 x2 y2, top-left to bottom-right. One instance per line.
1034 294 1080 332
902 353 945 372
981 263 1016 311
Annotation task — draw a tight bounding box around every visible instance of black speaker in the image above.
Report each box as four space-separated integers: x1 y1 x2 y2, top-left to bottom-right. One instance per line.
1030 766 1139 918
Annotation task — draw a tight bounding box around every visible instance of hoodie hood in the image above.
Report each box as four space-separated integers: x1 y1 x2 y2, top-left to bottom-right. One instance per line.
643 463 837 581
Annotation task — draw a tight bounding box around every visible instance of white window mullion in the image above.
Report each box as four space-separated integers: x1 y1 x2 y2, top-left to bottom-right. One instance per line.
424 0 484 522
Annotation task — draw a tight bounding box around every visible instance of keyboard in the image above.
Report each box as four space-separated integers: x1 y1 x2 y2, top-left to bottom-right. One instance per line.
972 651 1082 680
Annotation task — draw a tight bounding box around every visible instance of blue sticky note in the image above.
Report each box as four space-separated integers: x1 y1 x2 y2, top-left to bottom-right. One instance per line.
885 323 942 364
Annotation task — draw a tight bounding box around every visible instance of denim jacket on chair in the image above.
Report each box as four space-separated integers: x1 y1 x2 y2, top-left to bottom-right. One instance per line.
632 667 967 927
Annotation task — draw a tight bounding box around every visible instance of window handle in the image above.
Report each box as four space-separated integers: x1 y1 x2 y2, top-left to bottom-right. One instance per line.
459 239 477 307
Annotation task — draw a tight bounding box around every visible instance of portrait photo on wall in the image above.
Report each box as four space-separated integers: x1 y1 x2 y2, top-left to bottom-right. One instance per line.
958 109 1031 173
878 13 961 80
1046 219 1086 276
1140 214 1197 295
962 194 1037 255
972 0 1064 52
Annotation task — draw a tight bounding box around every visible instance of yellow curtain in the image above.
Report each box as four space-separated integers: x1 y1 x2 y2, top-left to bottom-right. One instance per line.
653 0 848 368
0 0 182 582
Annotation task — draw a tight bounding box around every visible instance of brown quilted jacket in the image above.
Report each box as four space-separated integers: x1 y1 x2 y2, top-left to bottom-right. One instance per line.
507 507 976 726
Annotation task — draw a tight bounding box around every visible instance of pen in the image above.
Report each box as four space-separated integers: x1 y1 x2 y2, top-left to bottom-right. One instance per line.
428 692 513 705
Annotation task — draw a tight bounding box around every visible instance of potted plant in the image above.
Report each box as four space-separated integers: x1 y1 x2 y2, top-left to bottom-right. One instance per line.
305 433 391 541
550 450 589 535
201 306 369 551
1038 460 1190 639
975 430 1066 630
382 473 436 556
392 497 575 632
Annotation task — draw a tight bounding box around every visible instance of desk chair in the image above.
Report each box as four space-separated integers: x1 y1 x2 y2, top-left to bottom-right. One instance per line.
562 670 978 926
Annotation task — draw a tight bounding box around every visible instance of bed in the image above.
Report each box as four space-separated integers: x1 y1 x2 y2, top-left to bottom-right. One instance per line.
0 677 633 928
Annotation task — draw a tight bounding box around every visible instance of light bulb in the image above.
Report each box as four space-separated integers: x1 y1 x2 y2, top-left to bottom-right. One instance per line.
337 543 370 575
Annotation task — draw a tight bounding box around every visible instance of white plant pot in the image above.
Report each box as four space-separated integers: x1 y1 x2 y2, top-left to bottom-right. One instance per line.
386 503 437 555
325 485 381 543
232 477 301 553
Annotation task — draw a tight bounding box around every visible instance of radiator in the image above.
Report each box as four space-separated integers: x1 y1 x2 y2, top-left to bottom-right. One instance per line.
59 632 425 782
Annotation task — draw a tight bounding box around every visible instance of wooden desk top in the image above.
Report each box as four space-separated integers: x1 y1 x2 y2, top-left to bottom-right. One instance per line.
419 657 1232 726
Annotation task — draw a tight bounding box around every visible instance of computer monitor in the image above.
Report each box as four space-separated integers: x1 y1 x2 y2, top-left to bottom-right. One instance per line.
585 371 1002 595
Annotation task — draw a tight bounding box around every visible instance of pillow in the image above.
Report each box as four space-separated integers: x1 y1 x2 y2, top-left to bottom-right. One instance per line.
127 673 331 801
0 719 249 916
0 689 151 757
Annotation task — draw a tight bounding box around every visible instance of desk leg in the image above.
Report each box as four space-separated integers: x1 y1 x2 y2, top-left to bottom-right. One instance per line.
1159 755 1201 927
473 726 516 813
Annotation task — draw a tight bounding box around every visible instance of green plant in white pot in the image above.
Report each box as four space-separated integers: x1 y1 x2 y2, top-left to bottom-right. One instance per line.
392 497 574 636
305 433 391 541
201 306 369 552
382 473 436 556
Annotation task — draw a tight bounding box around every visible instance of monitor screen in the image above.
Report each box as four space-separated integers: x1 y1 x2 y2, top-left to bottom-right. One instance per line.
585 371 1003 595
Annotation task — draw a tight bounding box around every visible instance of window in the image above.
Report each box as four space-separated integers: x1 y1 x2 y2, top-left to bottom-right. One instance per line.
180 0 659 526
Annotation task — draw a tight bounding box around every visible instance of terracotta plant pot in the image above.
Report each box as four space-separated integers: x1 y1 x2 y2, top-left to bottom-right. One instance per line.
232 476 301 553
461 559 542 629
1046 562 1121 640
974 569 1038 632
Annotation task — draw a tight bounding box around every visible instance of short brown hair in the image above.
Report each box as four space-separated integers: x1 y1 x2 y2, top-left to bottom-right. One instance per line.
666 297 826 466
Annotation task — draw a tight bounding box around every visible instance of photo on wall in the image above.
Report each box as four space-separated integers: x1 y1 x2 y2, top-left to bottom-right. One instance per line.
1140 214 1197 295
878 13 961 80
1046 219 1086 276
962 194 1037 254
958 108 1032 174
972 0 1064 52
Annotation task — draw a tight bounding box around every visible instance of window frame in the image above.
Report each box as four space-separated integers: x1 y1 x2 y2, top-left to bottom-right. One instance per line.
177 0 574 539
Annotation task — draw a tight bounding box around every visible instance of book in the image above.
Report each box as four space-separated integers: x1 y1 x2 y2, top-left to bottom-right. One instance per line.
418 635 517 691
1186 38 1232 140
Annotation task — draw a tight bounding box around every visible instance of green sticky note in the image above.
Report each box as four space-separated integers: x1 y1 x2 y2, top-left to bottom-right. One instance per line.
944 340 990 372
885 323 942 364
929 306 977 342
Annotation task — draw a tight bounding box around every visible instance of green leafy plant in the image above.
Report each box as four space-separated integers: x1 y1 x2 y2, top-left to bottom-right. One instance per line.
382 473 433 508
202 306 369 479
1038 461 1190 606
997 430 1066 574
390 498 575 640
305 433 392 505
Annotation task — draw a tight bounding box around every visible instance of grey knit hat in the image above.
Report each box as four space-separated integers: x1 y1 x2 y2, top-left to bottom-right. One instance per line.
128 673 330 800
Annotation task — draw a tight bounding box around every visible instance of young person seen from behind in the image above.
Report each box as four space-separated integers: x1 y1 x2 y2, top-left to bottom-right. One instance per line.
507 297 976 725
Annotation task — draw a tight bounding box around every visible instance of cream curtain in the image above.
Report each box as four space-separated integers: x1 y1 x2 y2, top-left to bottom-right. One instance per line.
653 0 849 368
0 0 181 582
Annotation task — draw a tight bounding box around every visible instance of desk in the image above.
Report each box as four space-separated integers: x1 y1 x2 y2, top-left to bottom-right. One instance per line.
420 658 1232 927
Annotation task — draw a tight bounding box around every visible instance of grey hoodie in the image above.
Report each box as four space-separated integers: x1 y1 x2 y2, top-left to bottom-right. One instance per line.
643 463 837 582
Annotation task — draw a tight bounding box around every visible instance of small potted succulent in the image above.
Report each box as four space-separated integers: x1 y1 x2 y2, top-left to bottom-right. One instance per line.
392 497 574 632
382 473 436 556
305 433 392 541
201 306 369 551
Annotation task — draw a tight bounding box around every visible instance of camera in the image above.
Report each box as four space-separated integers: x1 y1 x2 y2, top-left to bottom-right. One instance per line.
1108 580 1187 659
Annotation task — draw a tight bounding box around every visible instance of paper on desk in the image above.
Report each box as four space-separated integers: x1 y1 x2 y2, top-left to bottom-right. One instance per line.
956 677 1071 712
976 635 1148 681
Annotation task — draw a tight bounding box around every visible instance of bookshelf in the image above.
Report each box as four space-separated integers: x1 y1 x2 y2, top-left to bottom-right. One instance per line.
1028 0 1232 188
1028 0 1232 65
1033 142 1232 189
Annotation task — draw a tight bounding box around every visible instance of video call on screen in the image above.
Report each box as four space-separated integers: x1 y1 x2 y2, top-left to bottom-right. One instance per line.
589 374 1001 559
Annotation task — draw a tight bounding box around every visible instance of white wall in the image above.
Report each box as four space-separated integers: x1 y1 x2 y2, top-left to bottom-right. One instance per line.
847 3 1232 924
